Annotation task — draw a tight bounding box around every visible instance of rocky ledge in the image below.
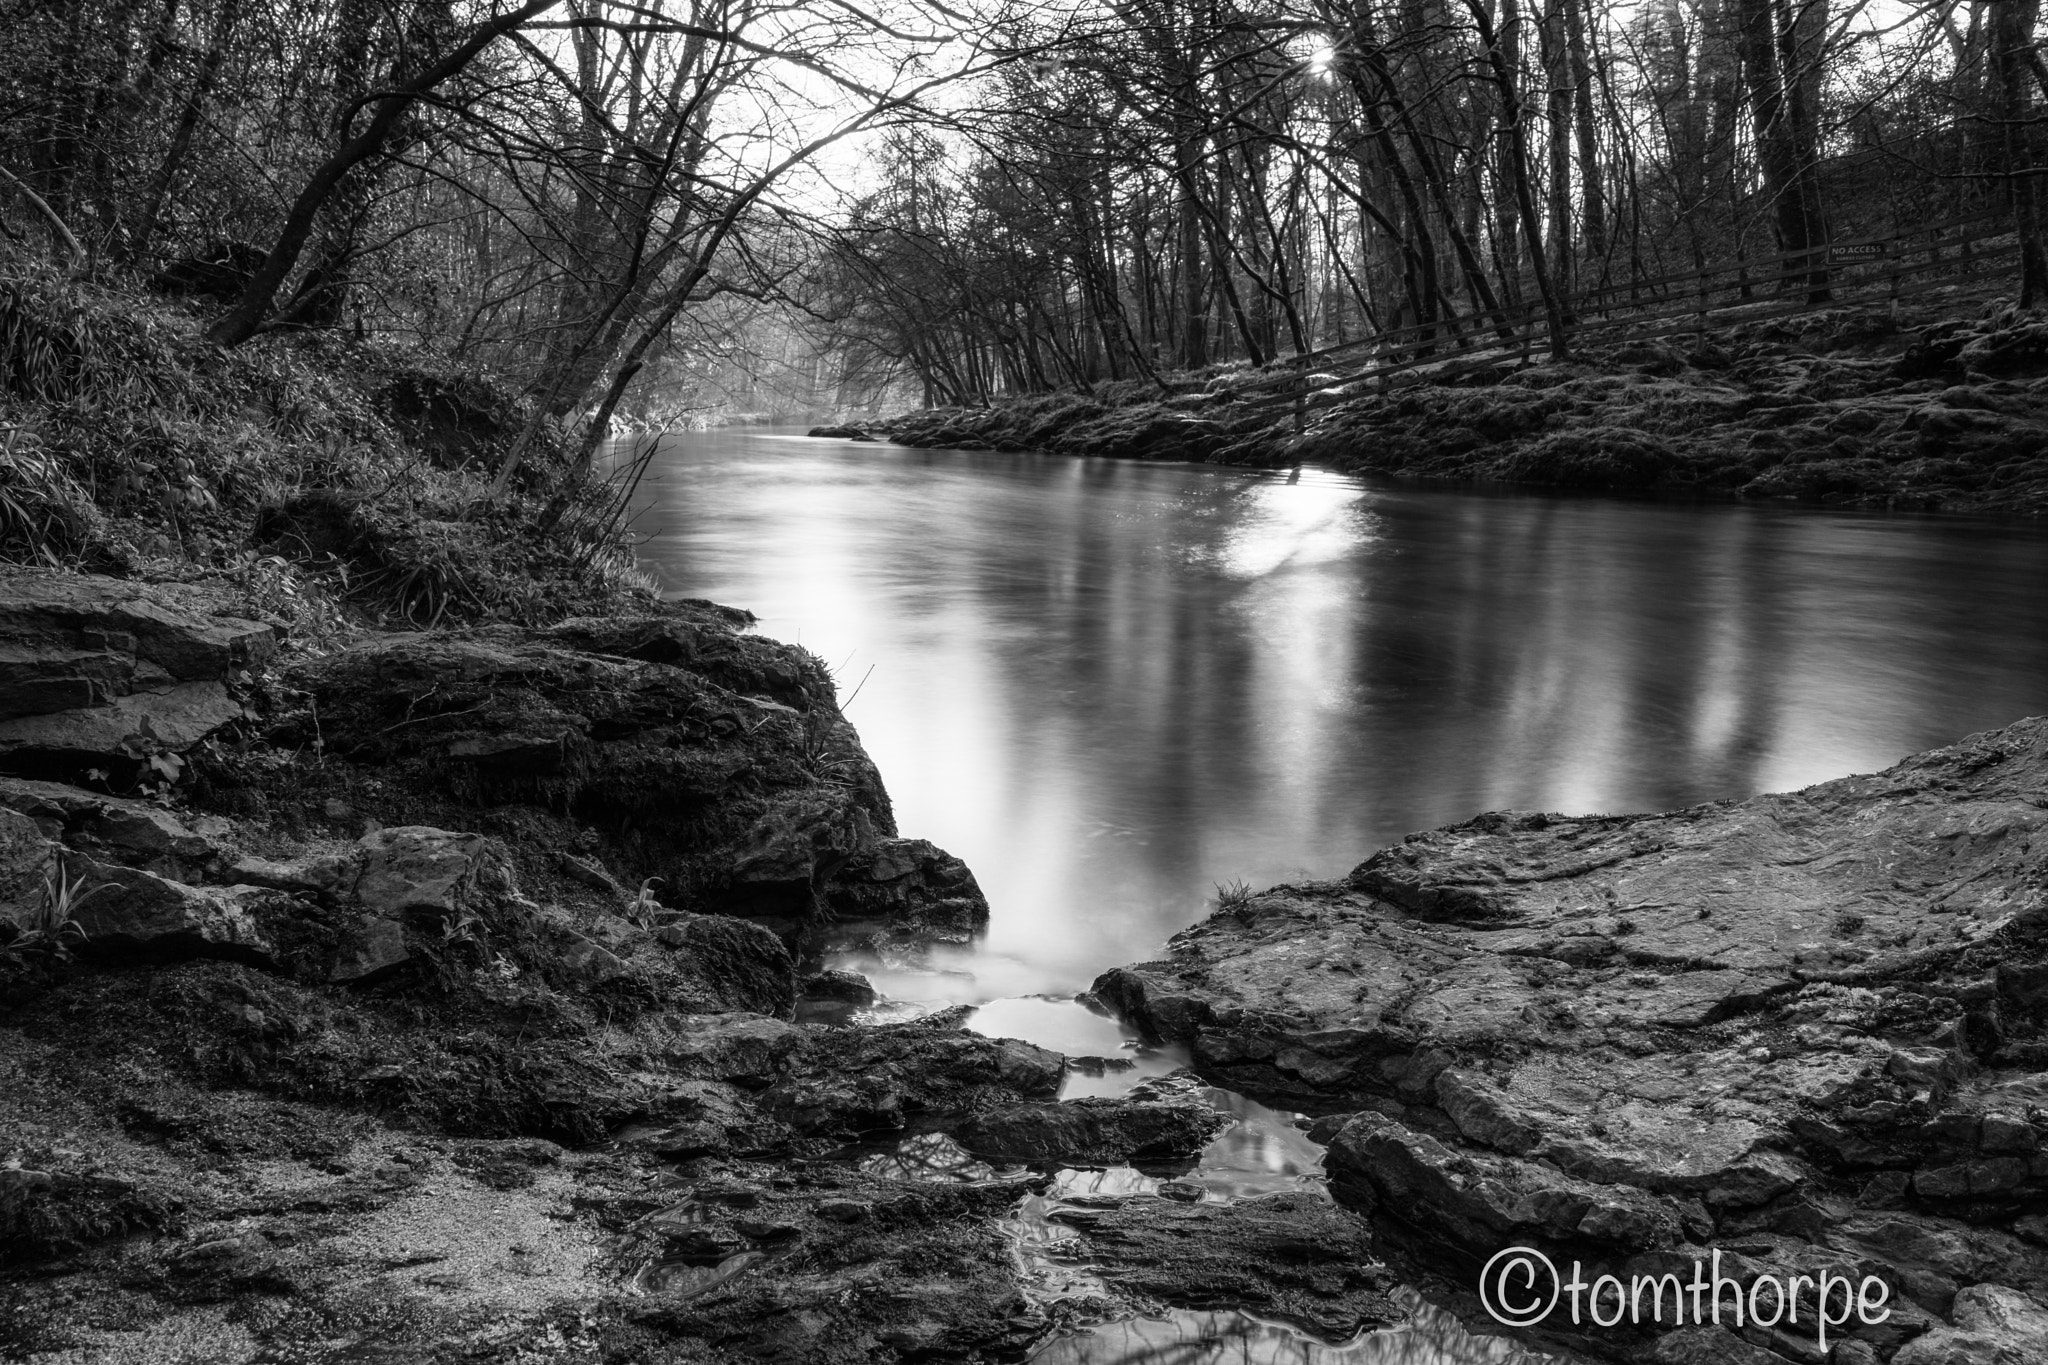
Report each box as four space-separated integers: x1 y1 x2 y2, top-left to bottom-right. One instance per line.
1095 718 2048 1362
824 306 2048 516
0 569 1370 1363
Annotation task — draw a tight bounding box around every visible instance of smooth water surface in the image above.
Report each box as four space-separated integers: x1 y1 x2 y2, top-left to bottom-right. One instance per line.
634 429 2048 1004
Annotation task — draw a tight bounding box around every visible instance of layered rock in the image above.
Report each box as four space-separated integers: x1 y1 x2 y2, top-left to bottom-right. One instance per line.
1095 718 2048 1361
956 1097 1230 1168
0 568 276 783
273 610 987 940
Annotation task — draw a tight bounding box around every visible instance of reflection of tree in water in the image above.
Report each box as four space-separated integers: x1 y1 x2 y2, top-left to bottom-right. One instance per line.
856 1131 1005 1183
1026 1300 1571 1365
1189 1091 1326 1201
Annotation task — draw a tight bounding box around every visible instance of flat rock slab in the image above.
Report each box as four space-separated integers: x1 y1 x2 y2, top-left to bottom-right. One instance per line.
0 570 275 781
1054 1190 1398 1339
0 568 277 682
955 1097 1230 1168
1094 718 2048 1357
0 680 244 765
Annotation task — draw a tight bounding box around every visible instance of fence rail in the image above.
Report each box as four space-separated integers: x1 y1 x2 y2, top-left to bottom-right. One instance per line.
1237 214 2018 412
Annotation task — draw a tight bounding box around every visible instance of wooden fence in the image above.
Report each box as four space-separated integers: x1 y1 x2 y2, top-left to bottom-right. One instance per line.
1234 214 2020 413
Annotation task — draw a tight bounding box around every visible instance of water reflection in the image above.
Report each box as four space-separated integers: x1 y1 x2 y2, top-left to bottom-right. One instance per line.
635 430 2048 1001
852 1130 1011 1183
1005 1094 1574 1365
963 997 1187 1098
1027 1296 1566 1365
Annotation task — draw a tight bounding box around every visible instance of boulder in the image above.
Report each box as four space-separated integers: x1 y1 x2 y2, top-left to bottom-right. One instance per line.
1894 1283 2048 1363
955 1097 1230 1167
1093 717 2048 1358
626 1079 791 1160
0 806 58 934
351 826 485 923
279 621 899 935
801 968 877 1005
653 913 797 1018
1054 1191 1398 1340
760 1018 1064 1139
0 775 213 874
60 854 271 962
826 837 991 940
0 683 245 777
663 1013 804 1087
329 914 409 983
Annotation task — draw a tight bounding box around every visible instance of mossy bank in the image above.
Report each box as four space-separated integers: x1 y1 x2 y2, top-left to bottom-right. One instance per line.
825 303 2048 517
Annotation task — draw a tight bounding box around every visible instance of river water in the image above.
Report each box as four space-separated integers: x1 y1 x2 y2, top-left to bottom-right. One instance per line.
631 427 2048 1361
636 427 2048 1007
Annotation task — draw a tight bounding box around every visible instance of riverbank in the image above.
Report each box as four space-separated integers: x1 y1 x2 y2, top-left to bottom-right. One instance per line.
7 261 2047 1365
821 301 2048 517
0 265 1406 1361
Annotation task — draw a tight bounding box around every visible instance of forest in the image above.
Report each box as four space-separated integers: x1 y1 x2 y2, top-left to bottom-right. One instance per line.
0 0 2042 423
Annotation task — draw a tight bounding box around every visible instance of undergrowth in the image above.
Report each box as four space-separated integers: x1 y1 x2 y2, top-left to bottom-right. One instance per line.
0 249 658 634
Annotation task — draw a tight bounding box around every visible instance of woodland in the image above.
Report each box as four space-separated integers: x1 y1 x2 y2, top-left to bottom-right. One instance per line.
0 0 2041 424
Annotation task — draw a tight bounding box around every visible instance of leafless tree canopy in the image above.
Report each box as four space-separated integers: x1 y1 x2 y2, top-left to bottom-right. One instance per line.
2 0 2041 422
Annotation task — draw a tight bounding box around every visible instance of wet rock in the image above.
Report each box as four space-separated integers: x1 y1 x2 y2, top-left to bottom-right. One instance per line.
664 1013 804 1086
802 967 877 1004
762 1019 1063 1139
1062 1191 1399 1339
652 912 797 1018
281 619 909 936
1893 1283 2048 1363
1095 717 2048 1357
956 1098 1231 1168
826 836 991 940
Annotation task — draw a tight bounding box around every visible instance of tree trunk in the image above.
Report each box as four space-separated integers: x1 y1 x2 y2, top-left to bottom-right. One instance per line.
205 0 563 347
1467 0 1571 357
1994 0 2046 304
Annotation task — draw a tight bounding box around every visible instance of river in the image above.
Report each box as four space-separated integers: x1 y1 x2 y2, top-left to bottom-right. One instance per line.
635 427 2048 1011
630 427 2048 1361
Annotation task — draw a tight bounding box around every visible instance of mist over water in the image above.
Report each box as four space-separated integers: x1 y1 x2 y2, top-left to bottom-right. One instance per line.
634 428 2048 1004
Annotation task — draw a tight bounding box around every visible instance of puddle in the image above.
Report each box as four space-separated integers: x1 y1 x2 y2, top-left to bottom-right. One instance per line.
618 1182 794 1299
852 1131 1023 1184
1026 1291 1566 1364
966 996 1189 1099
1005 1088 1575 1365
